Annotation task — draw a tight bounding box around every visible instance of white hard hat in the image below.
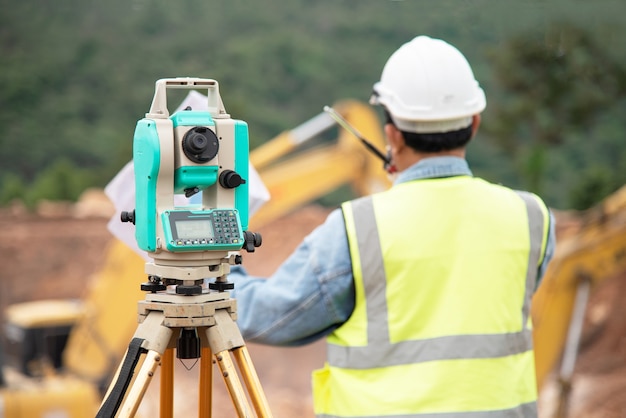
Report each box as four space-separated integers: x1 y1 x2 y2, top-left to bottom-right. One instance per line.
370 36 486 133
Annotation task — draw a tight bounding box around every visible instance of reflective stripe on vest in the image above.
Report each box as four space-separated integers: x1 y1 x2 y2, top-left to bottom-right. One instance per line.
313 177 549 418
329 189 547 369
316 401 538 418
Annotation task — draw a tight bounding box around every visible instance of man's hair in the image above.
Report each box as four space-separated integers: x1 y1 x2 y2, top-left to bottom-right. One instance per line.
384 110 473 153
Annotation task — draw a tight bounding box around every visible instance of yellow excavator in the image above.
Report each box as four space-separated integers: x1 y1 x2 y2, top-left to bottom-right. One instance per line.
1 98 625 417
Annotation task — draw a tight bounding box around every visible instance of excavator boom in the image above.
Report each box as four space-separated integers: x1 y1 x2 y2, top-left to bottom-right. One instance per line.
250 100 391 228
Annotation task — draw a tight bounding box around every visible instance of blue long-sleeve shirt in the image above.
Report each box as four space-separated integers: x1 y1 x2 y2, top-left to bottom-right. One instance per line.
229 156 556 346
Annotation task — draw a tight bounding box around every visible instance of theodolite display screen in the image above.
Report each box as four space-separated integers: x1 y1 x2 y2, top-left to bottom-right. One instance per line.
162 209 244 252
175 219 214 240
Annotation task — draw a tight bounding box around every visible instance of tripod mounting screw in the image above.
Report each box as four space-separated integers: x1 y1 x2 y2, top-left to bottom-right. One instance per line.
209 281 235 292
141 281 166 293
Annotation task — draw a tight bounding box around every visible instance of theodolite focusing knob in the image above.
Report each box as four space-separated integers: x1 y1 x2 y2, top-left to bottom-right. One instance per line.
121 210 135 224
243 231 262 253
219 170 246 189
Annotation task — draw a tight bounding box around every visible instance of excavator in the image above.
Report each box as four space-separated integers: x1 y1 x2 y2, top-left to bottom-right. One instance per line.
1 98 626 417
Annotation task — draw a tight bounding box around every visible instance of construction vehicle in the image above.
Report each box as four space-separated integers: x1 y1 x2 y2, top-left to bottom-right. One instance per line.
0 253 139 417
530 184 626 416
0 100 391 417
2 98 626 417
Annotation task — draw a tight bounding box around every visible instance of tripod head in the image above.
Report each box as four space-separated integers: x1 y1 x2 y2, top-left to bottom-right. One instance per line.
121 78 261 294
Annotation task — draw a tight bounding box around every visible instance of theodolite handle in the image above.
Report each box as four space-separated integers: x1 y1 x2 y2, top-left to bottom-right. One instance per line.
146 77 229 119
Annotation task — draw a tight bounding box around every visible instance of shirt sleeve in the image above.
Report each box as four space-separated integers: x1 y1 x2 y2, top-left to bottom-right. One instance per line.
229 208 355 346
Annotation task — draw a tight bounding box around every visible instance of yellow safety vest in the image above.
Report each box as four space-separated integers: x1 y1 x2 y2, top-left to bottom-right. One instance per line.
312 176 550 418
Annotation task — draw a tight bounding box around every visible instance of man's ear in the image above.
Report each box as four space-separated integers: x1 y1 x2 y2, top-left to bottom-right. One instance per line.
471 114 481 137
384 123 405 152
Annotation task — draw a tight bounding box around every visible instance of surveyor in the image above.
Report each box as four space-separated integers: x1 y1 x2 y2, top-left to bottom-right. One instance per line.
229 35 556 417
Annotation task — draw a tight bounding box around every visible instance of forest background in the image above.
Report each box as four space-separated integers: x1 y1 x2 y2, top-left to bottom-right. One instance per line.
1 0 625 211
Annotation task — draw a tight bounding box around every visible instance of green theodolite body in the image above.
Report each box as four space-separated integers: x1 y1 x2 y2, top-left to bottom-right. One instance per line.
132 78 249 255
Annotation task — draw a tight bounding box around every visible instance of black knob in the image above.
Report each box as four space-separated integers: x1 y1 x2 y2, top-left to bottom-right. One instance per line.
219 170 246 189
243 231 262 252
184 187 200 198
209 281 235 292
121 210 135 224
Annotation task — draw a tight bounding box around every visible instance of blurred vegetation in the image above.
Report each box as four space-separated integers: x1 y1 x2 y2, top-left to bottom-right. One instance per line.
1 0 625 210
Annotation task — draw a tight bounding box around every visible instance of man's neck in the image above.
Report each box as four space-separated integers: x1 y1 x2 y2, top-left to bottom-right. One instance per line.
399 149 466 171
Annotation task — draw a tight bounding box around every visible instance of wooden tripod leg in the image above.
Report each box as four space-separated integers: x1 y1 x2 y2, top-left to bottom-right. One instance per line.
205 309 273 417
98 311 173 418
232 346 273 418
214 350 253 417
122 311 173 418
117 350 162 418
199 346 213 417
160 348 175 418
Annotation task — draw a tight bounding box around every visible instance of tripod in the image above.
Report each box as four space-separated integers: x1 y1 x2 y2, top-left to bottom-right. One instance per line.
96 276 273 417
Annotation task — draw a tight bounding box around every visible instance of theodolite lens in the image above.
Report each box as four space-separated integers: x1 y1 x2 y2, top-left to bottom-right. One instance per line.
182 126 219 163
188 134 207 150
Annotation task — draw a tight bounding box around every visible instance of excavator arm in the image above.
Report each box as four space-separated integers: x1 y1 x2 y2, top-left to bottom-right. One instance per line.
249 100 391 228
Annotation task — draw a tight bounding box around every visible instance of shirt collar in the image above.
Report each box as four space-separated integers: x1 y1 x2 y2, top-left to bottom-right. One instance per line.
394 156 473 185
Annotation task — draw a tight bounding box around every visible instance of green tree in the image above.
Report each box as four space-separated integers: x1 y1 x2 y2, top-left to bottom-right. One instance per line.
569 166 622 210
485 22 626 201
0 173 27 206
23 160 96 208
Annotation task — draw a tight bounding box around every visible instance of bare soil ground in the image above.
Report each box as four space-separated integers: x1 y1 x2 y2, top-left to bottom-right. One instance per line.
1 198 626 417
